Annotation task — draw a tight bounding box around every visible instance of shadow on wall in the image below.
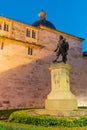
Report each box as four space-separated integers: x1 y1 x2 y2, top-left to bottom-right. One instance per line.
0 49 87 109
0 54 54 109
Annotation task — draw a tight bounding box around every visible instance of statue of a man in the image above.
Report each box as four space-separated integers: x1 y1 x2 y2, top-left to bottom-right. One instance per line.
53 35 69 63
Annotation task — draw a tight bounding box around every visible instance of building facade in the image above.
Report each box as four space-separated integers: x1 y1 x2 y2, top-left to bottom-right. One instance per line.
0 11 87 109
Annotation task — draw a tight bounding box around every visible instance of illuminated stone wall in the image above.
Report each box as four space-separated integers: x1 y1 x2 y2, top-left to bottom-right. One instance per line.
0 16 38 43
0 16 86 109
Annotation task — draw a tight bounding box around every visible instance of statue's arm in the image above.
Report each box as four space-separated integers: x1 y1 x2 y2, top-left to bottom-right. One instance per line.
54 44 59 52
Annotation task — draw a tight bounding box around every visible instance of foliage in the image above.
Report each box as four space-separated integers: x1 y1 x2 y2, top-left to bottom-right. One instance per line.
78 106 87 109
8 110 87 127
0 107 86 120
0 121 41 130
0 121 87 130
0 108 29 120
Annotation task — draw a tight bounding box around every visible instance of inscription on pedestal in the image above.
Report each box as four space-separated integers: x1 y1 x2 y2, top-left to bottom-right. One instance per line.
53 72 60 90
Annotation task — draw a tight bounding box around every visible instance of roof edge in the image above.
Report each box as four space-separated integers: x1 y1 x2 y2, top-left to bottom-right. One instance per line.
39 25 84 42
0 15 84 42
83 52 87 57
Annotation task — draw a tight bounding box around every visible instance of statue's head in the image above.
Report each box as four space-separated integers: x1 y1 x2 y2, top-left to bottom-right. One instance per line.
59 35 63 40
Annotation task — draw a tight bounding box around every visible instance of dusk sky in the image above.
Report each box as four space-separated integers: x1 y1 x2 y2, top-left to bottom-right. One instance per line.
0 0 87 52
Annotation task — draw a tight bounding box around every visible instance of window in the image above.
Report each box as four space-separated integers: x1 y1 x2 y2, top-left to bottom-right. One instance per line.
32 30 36 39
28 47 33 55
26 28 30 37
4 23 9 31
0 25 2 30
1 42 4 50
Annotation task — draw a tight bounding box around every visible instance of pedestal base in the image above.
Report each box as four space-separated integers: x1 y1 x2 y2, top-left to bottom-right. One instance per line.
45 63 78 111
35 109 87 117
45 99 77 111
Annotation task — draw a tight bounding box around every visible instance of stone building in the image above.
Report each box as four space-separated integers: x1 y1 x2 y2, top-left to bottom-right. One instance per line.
0 10 87 109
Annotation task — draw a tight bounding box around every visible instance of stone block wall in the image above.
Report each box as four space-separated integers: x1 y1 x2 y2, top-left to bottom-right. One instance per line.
0 17 87 109
0 16 38 43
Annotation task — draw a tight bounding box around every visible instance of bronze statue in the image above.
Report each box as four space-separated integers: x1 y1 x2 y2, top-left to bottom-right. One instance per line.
53 35 69 63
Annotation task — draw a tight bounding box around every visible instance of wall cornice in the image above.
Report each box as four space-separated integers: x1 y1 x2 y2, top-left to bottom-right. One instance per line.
39 25 84 42
0 36 44 49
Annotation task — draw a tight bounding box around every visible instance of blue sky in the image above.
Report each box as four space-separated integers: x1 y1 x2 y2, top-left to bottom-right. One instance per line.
0 0 87 52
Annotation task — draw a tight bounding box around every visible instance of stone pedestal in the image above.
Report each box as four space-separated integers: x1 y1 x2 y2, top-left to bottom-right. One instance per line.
45 63 78 111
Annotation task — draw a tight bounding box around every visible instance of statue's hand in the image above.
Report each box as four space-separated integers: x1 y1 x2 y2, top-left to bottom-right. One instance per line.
54 49 57 52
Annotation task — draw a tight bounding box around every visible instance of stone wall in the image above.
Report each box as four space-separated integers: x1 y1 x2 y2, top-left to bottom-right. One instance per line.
0 17 87 109
0 16 38 43
38 28 87 107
